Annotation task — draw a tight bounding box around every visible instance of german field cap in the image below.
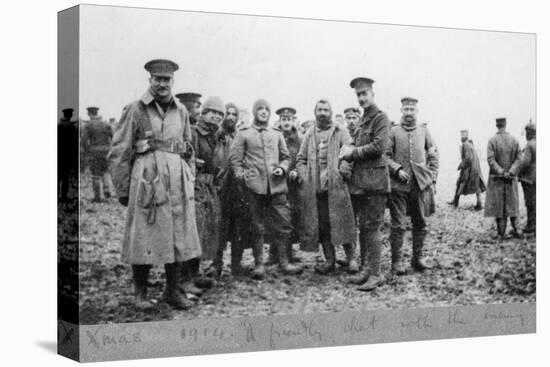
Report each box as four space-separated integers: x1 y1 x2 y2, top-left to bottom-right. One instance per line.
275 107 296 116
401 97 419 106
344 107 360 115
86 106 99 113
349 77 375 92
144 59 179 77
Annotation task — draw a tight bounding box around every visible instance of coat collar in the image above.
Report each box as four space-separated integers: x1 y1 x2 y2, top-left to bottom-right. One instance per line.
139 89 179 108
359 104 380 126
195 119 219 136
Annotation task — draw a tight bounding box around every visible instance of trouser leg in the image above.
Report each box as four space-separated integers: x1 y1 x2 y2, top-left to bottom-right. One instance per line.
315 193 334 274
91 175 102 201
389 191 408 274
102 172 112 198
410 184 430 270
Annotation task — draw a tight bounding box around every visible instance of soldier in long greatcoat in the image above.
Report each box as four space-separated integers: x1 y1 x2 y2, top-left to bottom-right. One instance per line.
109 59 200 310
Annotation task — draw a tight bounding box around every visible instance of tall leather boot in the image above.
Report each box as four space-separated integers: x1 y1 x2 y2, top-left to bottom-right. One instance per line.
495 218 506 239
509 217 522 238
132 265 153 310
250 236 265 280
278 241 303 275
474 192 483 211
343 243 359 274
390 229 406 275
356 228 383 291
163 263 193 310
205 239 226 280
266 243 279 266
287 243 301 263
91 175 103 202
191 257 215 289
411 229 431 271
349 231 369 284
180 261 203 297
315 241 336 274
230 240 248 276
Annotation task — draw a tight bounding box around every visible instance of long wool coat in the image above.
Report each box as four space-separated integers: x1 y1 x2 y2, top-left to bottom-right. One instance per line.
296 124 356 252
109 91 201 265
484 131 522 218
456 140 486 195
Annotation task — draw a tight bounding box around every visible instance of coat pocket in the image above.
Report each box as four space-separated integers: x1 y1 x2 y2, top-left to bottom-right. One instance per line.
137 176 168 209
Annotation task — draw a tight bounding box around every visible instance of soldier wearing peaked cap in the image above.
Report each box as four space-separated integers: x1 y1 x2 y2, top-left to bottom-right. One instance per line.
518 120 536 234
109 58 200 310
82 106 114 202
340 77 391 291
385 97 439 276
484 117 522 239
176 92 202 125
58 108 78 202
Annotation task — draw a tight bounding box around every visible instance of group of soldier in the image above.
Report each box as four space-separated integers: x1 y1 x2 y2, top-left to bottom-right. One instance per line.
59 57 536 311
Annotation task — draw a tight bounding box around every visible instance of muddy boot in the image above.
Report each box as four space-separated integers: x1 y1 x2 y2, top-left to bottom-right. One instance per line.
178 261 203 298
495 218 506 240
187 258 215 289
132 265 153 310
411 229 431 271
474 192 483 211
162 263 193 310
356 227 382 290
390 230 406 275
250 237 265 280
287 243 301 263
205 240 226 280
356 274 383 292
343 243 359 274
278 242 303 275
509 217 523 238
230 241 249 276
266 244 279 266
315 241 335 275
348 230 371 284
447 194 459 207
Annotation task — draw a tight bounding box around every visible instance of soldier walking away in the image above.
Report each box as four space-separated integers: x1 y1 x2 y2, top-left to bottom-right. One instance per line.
109 59 200 310
385 97 439 276
204 103 252 279
58 108 79 202
82 106 114 202
296 100 357 275
340 77 391 291
484 118 523 239
229 99 303 279
519 120 536 235
448 129 486 210
175 92 202 125
267 106 302 265
344 107 361 137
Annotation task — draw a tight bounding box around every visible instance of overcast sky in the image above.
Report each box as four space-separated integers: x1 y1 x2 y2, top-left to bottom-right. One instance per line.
73 4 535 170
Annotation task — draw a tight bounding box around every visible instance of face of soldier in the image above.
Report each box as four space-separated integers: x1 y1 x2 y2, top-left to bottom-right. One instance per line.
345 114 359 131
280 115 293 132
356 89 374 108
149 75 174 99
184 102 201 120
255 106 270 124
315 102 332 125
401 105 418 122
203 109 224 125
224 107 238 129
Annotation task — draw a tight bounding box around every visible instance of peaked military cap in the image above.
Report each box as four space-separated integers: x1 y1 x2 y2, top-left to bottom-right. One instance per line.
86 106 99 113
344 107 360 115
276 107 297 116
401 97 419 106
62 108 74 114
175 92 202 105
460 129 469 136
496 117 507 124
349 77 375 92
144 59 179 77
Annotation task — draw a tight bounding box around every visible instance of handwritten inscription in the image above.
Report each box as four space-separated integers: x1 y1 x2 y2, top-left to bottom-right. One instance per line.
86 327 142 349
269 320 323 348
343 315 378 335
484 311 525 327
447 309 467 326
400 314 432 330
180 326 235 343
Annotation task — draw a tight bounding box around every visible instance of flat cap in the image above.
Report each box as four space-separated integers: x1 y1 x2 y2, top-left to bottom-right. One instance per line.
401 97 419 106
275 107 297 116
144 59 179 77
350 77 375 92
175 92 202 105
344 107 360 115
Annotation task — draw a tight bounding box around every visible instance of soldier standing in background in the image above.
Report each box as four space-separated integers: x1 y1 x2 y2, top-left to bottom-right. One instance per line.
340 77 391 291
82 106 113 202
176 92 202 125
296 100 357 275
267 107 302 265
519 121 536 235
385 97 439 276
109 59 200 310
484 117 523 239
229 99 303 279
58 108 79 202
343 107 361 137
448 129 485 210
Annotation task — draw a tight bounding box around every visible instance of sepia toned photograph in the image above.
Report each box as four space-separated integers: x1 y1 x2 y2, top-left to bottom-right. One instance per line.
58 4 535 332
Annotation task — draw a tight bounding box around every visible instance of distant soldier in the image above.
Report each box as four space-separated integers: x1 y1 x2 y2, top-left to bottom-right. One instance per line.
519 121 536 234
340 77 391 291
82 106 113 202
484 117 522 239
175 92 202 125
268 107 302 265
344 107 361 136
229 99 303 279
296 100 357 275
58 108 78 202
449 130 486 210
109 59 200 310
385 97 439 276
